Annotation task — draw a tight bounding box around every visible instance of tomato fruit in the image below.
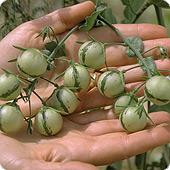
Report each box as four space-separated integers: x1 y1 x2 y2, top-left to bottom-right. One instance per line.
35 106 63 136
78 41 105 69
119 106 147 133
145 75 170 105
114 95 138 116
0 73 21 101
0 103 24 134
97 71 125 98
64 63 91 92
46 87 79 114
17 48 48 77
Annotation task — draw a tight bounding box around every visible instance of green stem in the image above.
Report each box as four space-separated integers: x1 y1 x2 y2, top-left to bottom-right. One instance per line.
154 5 165 26
127 159 132 170
131 1 151 23
40 76 58 87
98 15 152 78
49 25 79 60
33 91 46 105
123 65 141 73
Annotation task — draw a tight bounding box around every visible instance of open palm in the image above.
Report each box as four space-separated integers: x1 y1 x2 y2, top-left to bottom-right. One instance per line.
0 1 170 170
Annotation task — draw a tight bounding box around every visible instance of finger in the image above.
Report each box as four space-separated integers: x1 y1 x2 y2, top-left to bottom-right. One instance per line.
105 38 170 67
68 109 116 125
17 160 97 170
120 58 170 84
80 111 170 136
31 1 95 34
76 81 143 113
65 24 167 60
88 112 170 165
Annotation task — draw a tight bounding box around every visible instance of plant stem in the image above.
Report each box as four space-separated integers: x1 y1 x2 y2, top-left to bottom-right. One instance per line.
142 46 160 55
40 76 58 87
154 5 165 26
131 1 151 23
123 65 141 73
98 15 152 78
49 25 79 60
33 90 46 105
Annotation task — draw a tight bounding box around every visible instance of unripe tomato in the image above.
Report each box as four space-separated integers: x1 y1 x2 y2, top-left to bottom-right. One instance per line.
78 41 105 69
114 95 138 116
119 106 147 133
64 63 91 92
17 48 48 77
0 104 24 134
0 73 21 101
35 106 63 136
145 76 170 105
97 71 125 98
46 87 79 115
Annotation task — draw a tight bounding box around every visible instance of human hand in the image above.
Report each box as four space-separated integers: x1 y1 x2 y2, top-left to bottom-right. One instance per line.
0 1 170 170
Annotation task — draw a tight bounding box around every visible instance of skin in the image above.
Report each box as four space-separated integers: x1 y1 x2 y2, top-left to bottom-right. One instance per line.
0 1 170 170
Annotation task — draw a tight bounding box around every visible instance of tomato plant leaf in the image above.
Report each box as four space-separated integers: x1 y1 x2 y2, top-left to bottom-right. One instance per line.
139 56 160 76
135 153 147 170
150 0 170 8
125 36 144 57
45 41 66 58
149 102 170 113
79 5 107 31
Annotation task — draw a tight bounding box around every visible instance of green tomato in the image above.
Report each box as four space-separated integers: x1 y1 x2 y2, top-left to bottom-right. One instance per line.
64 63 91 92
78 41 105 69
35 106 63 136
120 106 147 133
46 87 79 115
145 76 170 105
0 104 24 134
17 48 48 77
97 71 125 98
114 95 138 116
0 73 21 101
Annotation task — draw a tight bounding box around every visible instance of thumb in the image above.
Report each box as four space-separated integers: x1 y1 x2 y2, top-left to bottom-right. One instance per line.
20 160 98 170
31 1 95 34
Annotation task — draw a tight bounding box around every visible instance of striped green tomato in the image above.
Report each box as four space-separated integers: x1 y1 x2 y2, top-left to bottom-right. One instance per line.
46 87 79 115
64 63 91 92
17 48 48 77
145 76 170 105
0 73 21 101
35 106 63 136
97 71 125 98
0 104 24 134
78 41 105 69
114 95 138 116
120 106 147 133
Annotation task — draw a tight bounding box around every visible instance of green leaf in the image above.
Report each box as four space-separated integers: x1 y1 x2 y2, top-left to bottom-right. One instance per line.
139 56 160 76
100 7 117 24
149 102 170 113
125 36 144 57
121 0 149 23
45 41 66 58
150 0 170 8
79 5 107 31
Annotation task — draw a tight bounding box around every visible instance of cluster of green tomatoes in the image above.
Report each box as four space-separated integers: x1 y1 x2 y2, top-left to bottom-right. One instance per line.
0 39 170 136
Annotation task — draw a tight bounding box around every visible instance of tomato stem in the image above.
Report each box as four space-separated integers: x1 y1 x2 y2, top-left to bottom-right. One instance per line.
154 5 165 27
49 25 79 60
98 15 153 78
